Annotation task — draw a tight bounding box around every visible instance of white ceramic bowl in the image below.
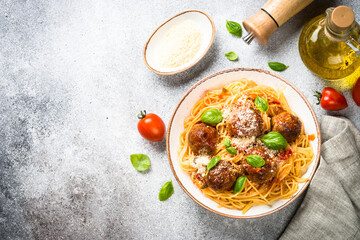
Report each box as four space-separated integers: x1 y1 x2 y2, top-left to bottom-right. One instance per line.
167 68 321 218
144 10 215 75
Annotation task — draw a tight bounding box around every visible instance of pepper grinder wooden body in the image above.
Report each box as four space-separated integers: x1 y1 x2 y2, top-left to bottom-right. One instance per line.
243 0 314 45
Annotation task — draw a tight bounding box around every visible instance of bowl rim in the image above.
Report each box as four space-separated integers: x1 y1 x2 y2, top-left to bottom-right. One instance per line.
143 9 216 75
166 67 321 219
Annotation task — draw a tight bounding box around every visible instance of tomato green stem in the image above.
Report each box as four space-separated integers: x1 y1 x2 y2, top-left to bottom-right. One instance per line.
313 91 322 105
137 110 147 119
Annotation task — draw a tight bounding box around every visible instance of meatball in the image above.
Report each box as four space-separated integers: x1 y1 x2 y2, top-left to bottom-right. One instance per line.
272 112 302 142
243 146 278 186
205 160 241 191
226 102 263 137
188 123 219 155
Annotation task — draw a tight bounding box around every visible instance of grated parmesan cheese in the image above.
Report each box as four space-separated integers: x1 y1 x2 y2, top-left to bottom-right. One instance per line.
221 107 231 120
232 136 256 151
190 155 210 177
160 20 202 68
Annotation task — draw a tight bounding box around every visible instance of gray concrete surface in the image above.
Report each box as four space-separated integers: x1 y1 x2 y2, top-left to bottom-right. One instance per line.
0 0 359 239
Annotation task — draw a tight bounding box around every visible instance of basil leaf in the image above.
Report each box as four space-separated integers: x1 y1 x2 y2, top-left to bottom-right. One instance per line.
246 155 265 168
255 95 269 113
224 137 231 148
130 154 151 171
201 109 223 124
159 180 174 201
234 176 246 194
261 131 288 150
226 20 242 37
226 147 237 155
225 51 238 61
207 156 221 174
268 62 289 71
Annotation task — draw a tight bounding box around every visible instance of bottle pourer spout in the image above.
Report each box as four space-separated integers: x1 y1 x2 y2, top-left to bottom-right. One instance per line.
243 32 255 45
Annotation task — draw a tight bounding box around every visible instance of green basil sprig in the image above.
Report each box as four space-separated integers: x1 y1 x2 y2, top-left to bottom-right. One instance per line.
224 137 231 148
130 154 151 171
255 95 269 113
201 109 223 124
234 176 246 193
226 20 242 37
261 131 288 150
268 62 289 71
246 155 265 168
207 156 221 174
226 147 237 155
225 51 238 61
159 180 174 201
224 137 237 155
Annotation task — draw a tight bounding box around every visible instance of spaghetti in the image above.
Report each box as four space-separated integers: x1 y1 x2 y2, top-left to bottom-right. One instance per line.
178 79 314 213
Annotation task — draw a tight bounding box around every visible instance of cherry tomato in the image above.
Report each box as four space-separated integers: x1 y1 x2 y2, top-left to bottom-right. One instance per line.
352 77 360 106
137 110 165 142
314 87 348 111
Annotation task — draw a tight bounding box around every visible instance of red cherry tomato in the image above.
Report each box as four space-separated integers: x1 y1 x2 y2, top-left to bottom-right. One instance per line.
314 87 348 111
137 110 165 142
352 77 360 106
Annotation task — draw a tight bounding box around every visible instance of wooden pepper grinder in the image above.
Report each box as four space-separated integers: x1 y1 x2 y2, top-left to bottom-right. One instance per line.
243 0 314 45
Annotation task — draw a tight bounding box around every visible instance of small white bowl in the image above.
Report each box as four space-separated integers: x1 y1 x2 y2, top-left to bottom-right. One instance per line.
167 68 321 218
144 10 215 75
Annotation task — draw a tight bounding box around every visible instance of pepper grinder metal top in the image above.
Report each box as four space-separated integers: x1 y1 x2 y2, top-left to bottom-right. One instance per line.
242 0 314 45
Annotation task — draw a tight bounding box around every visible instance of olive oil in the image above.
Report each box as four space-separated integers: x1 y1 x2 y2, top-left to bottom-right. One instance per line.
299 6 360 86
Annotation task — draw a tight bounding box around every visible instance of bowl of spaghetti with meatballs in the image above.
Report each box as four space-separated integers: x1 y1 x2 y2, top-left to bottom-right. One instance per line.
167 68 321 218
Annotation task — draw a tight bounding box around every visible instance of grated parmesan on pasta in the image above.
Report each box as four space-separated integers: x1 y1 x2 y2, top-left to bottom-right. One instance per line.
232 136 256 151
190 155 210 177
161 20 202 68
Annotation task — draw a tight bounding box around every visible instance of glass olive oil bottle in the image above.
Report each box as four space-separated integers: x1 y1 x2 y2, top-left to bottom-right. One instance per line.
299 6 360 84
